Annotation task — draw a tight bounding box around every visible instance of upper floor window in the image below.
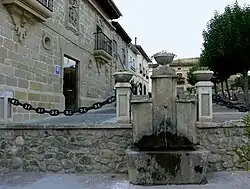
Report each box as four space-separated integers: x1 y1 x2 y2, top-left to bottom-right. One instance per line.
113 40 117 57
121 48 126 65
37 0 53 11
130 56 132 62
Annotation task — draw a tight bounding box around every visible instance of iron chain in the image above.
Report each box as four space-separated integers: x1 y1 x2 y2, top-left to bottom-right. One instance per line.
8 96 116 116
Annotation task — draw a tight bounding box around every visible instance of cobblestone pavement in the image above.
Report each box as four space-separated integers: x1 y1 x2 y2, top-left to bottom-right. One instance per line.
0 171 249 189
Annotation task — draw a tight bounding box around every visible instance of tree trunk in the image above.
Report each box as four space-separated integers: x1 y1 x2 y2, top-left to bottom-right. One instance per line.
243 69 249 105
221 82 225 97
214 82 217 94
225 79 231 99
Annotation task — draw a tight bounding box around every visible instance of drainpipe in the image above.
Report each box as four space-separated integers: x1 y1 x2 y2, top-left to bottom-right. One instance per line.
135 37 137 45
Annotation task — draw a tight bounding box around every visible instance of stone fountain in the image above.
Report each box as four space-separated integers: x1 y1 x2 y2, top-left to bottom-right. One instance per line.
126 50 210 185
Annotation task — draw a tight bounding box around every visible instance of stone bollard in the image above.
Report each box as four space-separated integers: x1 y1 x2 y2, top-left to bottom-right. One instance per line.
176 93 197 144
195 81 213 122
115 82 131 123
131 95 152 143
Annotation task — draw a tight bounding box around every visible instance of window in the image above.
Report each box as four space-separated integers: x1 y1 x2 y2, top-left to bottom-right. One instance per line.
113 40 117 57
143 85 147 95
121 48 126 65
178 67 181 70
37 0 53 11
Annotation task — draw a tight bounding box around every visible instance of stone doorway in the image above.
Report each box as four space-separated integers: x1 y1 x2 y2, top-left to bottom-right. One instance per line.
63 56 78 110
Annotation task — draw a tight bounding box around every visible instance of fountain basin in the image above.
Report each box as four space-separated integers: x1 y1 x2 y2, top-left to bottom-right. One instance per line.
126 147 209 185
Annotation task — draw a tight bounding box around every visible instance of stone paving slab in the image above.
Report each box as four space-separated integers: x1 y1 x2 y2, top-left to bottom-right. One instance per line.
0 171 250 189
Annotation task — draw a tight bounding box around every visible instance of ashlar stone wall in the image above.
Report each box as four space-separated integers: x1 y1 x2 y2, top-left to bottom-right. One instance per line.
0 124 132 173
0 0 119 122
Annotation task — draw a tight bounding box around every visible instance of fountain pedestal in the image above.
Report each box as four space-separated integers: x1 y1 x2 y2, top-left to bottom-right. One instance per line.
126 51 210 185
151 65 177 133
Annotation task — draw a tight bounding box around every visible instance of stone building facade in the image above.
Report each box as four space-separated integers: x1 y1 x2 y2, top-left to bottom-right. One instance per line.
126 38 151 96
111 21 131 72
0 0 128 123
169 57 199 93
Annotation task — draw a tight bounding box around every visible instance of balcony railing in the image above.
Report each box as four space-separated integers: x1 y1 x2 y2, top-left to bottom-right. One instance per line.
37 0 53 11
94 32 112 56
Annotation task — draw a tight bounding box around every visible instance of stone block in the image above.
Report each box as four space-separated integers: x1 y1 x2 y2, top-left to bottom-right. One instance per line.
14 91 27 100
176 95 197 144
7 50 20 61
115 82 131 123
3 38 14 51
131 95 152 143
15 68 26 79
151 72 177 133
30 82 42 91
28 93 41 101
2 65 15 77
0 46 7 59
5 76 17 86
126 147 209 185
195 81 213 122
0 74 5 84
18 78 29 88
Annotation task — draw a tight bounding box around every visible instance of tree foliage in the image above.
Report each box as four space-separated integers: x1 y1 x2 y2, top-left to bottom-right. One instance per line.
187 65 199 86
200 2 250 104
233 115 250 171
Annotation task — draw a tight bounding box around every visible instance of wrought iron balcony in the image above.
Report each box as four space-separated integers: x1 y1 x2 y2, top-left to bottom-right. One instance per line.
37 0 53 11
94 32 112 55
93 32 112 63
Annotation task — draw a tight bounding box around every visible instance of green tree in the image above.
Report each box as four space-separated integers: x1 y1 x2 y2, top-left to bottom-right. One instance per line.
200 2 250 104
187 65 199 86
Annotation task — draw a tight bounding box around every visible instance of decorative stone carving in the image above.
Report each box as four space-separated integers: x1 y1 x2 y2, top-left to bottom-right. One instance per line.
97 17 104 28
66 0 80 35
2 0 53 42
88 59 93 69
42 32 52 50
105 66 109 76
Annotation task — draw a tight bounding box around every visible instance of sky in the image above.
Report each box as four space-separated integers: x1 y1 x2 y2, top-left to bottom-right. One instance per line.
114 0 250 59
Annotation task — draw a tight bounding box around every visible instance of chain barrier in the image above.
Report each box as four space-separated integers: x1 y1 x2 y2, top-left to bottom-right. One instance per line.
8 96 116 116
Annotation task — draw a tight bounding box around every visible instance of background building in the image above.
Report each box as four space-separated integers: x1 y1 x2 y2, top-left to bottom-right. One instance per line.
169 57 199 93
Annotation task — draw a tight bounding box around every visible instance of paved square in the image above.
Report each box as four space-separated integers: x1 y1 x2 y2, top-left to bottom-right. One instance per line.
0 171 249 189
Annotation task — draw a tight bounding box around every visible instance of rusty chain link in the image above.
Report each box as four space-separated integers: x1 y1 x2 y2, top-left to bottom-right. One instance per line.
8 96 116 116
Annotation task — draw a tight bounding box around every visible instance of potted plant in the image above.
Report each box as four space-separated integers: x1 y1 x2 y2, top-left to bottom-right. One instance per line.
113 69 134 83
152 50 176 65
193 67 214 81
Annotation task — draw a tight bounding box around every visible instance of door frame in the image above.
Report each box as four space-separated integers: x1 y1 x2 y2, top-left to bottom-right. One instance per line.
63 54 80 110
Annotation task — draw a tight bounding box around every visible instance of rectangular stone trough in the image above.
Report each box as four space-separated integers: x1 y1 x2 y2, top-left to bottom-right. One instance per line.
126 147 209 185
